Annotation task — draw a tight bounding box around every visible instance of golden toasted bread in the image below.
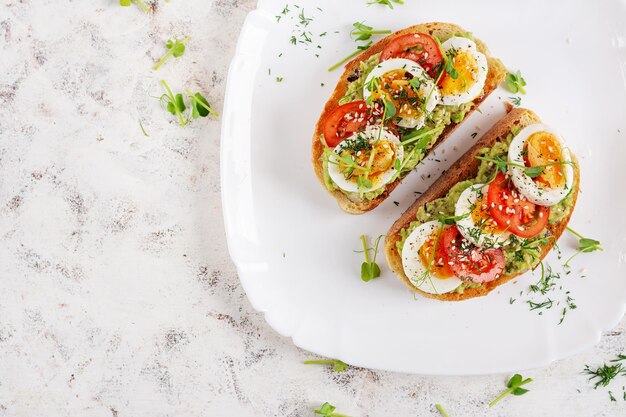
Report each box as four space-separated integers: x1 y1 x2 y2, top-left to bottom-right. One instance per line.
312 22 507 214
384 108 580 301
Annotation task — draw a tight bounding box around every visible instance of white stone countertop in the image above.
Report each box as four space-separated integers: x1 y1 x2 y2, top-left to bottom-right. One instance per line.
0 1 624 416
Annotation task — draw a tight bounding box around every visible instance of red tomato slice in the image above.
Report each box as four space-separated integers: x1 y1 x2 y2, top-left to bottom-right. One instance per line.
380 33 444 78
437 225 505 283
323 101 371 147
487 172 550 239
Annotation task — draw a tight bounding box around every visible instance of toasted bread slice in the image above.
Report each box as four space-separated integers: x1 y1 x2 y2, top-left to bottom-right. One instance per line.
312 22 507 214
384 108 580 301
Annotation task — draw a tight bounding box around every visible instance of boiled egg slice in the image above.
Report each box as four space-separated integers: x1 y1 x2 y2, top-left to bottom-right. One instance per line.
455 184 511 248
362 58 439 129
508 124 574 206
328 126 403 193
401 221 462 294
438 37 488 106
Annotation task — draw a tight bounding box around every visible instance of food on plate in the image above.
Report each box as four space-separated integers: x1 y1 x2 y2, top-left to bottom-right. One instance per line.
384 108 579 300
312 22 506 214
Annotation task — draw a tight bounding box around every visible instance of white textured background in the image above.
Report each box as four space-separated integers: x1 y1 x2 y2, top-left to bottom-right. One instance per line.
0 0 624 416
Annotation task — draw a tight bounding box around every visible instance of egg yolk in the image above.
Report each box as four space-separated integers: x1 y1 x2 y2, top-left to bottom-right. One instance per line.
338 140 397 184
370 69 423 120
418 230 454 279
471 195 506 234
440 51 478 95
525 132 565 189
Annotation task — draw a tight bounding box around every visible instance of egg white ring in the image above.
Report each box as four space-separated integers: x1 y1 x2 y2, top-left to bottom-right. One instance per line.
328 127 404 194
507 123 574 206
455 184 511 249
401 220 463 294
362 58 439 129
438 37 488 106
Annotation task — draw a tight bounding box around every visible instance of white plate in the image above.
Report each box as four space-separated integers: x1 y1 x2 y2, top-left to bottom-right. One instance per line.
221 0 626 375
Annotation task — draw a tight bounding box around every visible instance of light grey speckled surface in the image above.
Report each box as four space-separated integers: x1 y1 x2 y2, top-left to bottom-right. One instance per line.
0 1 624 416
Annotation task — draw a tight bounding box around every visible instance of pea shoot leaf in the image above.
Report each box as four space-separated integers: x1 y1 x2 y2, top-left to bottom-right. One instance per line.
505 70 527 94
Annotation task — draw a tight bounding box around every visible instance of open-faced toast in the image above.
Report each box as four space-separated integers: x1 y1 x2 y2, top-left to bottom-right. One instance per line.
384 108 580 301
313 22 506 214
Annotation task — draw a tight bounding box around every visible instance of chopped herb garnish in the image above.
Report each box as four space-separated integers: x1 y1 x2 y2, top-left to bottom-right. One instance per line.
489 374 533 407
583 361 626 389
505 70 527 94
510 96 522 106
475 155 573 179
304 359 349 372
276 77 284 82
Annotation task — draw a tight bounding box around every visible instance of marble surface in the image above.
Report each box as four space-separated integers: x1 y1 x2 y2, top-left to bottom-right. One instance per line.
0 0 624 416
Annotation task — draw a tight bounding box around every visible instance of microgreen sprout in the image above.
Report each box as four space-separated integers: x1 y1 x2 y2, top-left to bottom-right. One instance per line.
154 36 190 70
367 0 405 9
314 402 352 417
563 227 602 267
436 404 450 417
359 235 383 282
303 359 349 372
328 41 373 72
120 0 151 13
350 22 392 41
474 155 573 179
160 80 217 126
160 80 187 126
505 70 527 94
489 374 533 407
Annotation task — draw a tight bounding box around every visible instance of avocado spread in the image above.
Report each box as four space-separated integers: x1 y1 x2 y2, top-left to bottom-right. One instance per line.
396 128 576 281
322 33 479 200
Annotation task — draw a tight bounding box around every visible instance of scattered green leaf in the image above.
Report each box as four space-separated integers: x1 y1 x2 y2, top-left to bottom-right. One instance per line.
505 70 527 94
367 0 405 9
436 403 450 417
154 36 190 70
303 359 349 372
359 235 383 282
350 22 391 41
120 0 151 13
564 227 603 268
489 374 533 407
314 402 352 417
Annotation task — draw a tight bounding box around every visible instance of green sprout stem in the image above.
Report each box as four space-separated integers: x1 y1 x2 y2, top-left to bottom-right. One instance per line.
436 404 450 417
489 377 533 407
161 80 186 126
154 36 191 70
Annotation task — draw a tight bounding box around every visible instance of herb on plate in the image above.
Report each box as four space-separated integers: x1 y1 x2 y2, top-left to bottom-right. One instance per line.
314 402 352 417
303 359 349 372
154 36 190 70
359 235 383 282
510 96 522 106
489 374 533 407
119 0 151 13
328 22 390 71
564 227 603 267
504 70 527 94
367 0 405 9
350 22 392 41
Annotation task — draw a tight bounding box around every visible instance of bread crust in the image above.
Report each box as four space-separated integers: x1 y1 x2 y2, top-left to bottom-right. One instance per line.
312 22 507 214
384 108 580 301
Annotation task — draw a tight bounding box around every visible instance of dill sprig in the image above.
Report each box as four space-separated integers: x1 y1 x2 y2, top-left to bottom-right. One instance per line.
583 362 626 389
